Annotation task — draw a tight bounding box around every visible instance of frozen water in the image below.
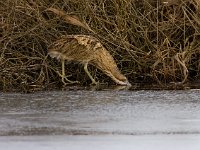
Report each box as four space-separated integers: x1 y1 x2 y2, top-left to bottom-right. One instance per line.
0 89 200 149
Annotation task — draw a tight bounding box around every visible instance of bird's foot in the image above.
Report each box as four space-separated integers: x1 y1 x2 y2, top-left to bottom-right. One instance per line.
90 80 99 86
62 76 80 85
56 71 79 85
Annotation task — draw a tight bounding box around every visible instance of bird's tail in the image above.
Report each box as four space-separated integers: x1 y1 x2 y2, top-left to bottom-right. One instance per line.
48 51 62 60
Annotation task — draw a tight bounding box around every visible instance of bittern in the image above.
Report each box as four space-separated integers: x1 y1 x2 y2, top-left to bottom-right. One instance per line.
48 35 131 86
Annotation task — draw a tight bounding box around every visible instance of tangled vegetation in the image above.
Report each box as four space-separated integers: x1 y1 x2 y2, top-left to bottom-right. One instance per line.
1 0 200 91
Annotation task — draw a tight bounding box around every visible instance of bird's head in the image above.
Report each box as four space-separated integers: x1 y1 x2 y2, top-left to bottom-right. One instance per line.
105 68 131 86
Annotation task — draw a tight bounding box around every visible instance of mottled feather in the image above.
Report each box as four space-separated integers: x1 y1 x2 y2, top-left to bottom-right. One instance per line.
48 35 131 86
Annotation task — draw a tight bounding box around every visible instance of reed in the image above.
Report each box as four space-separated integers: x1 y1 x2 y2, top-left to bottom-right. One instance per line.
1 0 200 91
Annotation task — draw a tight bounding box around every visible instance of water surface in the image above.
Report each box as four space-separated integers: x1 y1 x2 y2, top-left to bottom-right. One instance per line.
0 89 200 149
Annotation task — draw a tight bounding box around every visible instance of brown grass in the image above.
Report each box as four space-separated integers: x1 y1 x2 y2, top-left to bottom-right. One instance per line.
1 0 200 91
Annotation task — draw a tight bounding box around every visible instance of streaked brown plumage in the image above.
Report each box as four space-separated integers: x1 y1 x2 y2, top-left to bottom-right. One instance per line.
48 35 131 86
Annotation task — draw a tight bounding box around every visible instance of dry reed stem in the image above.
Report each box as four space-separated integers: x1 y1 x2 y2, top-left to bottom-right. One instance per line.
46 8 95 33
174 52 189 83
1 0 200 91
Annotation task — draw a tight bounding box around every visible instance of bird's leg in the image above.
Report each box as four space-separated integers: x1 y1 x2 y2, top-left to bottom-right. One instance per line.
84 62 98 85
57 59 79 85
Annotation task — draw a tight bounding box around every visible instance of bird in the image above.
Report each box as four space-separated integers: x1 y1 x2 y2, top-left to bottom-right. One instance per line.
48 34 131 86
